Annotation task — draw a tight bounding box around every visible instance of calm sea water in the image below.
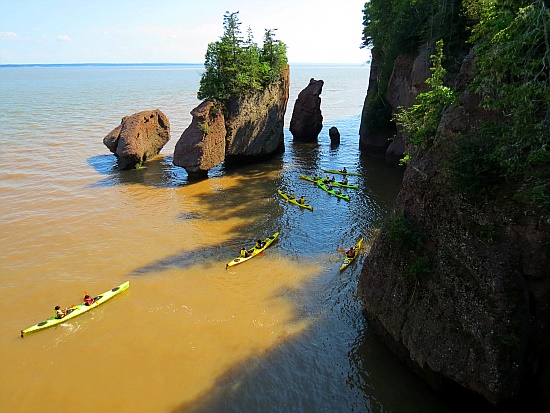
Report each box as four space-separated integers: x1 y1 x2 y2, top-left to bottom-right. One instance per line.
0 64 457 412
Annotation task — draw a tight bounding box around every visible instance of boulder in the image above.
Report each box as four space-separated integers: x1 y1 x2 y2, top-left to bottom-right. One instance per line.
103 109 170 169
385 137 405 166
289 78 324 141
173 100 226 178
329 126 340 146
224 65 290 164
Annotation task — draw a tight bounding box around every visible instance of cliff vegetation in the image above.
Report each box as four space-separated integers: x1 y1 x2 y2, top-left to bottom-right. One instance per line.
359 0 549 410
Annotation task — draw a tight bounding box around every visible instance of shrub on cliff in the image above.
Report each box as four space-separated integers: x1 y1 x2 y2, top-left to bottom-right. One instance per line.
198 11 288 101
459 0 550 206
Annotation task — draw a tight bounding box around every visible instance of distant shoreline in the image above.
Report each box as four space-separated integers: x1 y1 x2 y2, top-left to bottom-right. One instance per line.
1 62 368 68
0 62 203 68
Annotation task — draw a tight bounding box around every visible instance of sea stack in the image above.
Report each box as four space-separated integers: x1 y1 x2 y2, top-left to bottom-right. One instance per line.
289 78 324 142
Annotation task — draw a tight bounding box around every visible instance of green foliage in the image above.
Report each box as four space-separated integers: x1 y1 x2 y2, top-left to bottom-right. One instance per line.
198 122 210 136
453 0 550 206
387 212 424 250
362 93 394 132
395 40 458 147
407 256 434 280
362 0 469 93
198 11 288 101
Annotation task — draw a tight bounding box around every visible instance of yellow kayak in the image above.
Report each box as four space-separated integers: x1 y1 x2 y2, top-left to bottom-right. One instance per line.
278 190 313 211
21 281 130 337
226 232 279 268
340 237 363 271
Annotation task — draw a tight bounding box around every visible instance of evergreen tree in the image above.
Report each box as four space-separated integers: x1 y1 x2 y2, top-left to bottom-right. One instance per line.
198 12 288 101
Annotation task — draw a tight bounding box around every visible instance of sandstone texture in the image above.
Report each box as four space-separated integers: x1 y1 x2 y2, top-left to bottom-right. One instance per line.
358 51 550 409
359 44 432 164
289 78 324 142
103 109 170 169
224 65 290 163
173 100 226 178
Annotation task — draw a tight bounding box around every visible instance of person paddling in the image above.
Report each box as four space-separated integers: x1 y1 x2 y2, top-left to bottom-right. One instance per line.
83 294 96 306
345 246 356 258
255 239 265 249
54 305 75 319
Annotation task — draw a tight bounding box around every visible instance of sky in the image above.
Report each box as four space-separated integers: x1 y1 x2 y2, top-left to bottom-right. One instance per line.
0 0 371 65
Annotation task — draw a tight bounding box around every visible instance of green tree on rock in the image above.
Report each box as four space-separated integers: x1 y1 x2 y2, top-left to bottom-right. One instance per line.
198 11 288 101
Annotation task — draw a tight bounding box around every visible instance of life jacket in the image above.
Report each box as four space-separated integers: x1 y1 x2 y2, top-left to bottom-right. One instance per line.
84 297 94 306
55 309 64 319
240 249 247 257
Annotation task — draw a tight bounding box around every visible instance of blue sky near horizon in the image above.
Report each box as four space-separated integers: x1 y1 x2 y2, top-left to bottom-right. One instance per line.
0 0 371 65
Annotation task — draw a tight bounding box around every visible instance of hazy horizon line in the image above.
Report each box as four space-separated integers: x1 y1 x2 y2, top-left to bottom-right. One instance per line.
1 61 370 68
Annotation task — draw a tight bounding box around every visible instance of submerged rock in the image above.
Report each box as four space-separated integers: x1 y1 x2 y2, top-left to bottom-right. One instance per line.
103 109 170 169
289 78 324 142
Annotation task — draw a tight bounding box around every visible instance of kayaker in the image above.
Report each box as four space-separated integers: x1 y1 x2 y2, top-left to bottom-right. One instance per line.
346 247 356 258
336 189 343 195
330 176 336 182
54 305 74 319
327 184 333 191
297 196 305 204
341 178 348 185
83 294 95 306
54 306 66 319
255 239 265 249
289 193 296 200
240 247 250 258
342 167 347 173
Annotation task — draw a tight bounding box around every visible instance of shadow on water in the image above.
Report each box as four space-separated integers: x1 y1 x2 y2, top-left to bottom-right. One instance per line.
165 260 479 413
112 132 499 413
128 159 286 275
87 153 196 188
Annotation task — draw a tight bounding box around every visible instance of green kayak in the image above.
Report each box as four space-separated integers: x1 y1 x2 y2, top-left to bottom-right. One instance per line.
322 168 363 177
300 174 358 189
278 190 313 211
317 181 350 201
226 232 279 268
21 281 130 337
340 237 364 271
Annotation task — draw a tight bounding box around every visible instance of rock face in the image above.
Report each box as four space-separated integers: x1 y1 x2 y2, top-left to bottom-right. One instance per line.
224 65 290 163
173 65 290 172
103 109 170 169
359 45 431 164
289 78 324 141
173 100 226 178
329 126 340 146
358 51 550 409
